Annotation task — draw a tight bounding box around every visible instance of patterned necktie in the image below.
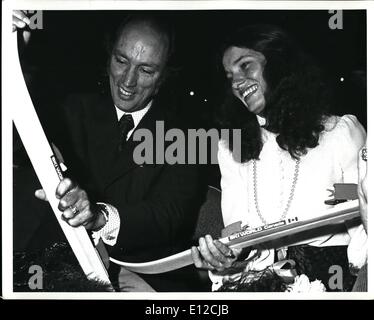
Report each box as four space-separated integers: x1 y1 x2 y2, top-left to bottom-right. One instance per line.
118 114 134 152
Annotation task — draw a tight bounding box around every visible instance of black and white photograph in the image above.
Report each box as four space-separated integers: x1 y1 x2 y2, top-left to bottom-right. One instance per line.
2 1 371 300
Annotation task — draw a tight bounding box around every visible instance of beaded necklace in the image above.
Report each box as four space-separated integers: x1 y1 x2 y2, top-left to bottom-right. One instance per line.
250 157 300 225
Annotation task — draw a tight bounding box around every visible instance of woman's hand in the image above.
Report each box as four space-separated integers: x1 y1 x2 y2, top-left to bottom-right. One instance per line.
12 10 31 46
191 235 242 272
13 10 30 31
35 177 107 231
357 145 367 232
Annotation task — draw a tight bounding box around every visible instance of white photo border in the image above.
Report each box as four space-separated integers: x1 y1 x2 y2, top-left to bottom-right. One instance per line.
2 0 373 300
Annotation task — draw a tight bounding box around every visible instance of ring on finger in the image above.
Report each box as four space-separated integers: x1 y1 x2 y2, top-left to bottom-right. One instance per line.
70 205 79 216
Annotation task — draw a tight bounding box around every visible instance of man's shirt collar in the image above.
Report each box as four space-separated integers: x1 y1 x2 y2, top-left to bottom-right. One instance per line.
114 100 152 129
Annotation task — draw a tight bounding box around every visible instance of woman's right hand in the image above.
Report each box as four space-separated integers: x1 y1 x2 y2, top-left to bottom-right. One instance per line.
191 235 242 272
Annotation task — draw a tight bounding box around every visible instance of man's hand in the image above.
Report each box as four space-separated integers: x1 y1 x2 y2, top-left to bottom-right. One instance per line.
12 10 31 45
191 235 242 272
35 178 107 231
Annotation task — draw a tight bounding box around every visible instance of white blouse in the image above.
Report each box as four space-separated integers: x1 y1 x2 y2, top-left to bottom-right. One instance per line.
217 114 367 272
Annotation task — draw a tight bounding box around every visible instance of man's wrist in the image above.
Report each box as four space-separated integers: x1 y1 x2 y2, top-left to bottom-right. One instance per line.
92 203 109 231
91 202 121 246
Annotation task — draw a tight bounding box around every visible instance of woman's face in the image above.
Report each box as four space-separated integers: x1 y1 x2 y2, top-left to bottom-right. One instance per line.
222 46 267 115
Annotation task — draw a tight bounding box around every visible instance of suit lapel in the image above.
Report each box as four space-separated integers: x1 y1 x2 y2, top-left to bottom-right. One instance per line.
103 99 165 189
86 93 119 188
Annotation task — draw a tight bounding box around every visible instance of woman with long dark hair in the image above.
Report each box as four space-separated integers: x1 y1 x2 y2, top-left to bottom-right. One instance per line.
191 25 367 291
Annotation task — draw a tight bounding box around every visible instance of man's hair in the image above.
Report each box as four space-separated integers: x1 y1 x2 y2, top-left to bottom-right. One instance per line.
217 24 332 162
108 13 175 62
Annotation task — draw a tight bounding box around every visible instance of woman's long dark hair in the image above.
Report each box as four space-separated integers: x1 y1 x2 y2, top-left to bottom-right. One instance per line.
218 25 331 162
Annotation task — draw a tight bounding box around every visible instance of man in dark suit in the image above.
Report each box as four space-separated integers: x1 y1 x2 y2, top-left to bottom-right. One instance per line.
33 14 206 291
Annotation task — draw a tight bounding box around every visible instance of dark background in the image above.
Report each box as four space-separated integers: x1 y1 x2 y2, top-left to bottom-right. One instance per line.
14 10 367 252
21 10 367 132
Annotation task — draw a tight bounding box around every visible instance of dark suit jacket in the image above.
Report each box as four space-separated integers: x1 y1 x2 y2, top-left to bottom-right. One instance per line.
58 92 206 266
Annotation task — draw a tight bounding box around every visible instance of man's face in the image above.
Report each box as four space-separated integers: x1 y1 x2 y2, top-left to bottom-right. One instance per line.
222 46 267 115
109 23 169 112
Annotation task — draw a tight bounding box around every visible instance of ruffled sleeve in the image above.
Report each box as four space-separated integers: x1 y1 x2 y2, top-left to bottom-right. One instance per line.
333 115 367 269
334 115 366 183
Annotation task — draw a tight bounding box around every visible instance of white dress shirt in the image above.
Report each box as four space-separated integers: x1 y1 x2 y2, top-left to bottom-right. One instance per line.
115 101 152 139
